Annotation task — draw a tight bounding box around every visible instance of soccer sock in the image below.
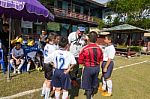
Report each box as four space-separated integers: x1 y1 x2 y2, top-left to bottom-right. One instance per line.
44 87 50 99
12 65 16 72
55 91 60 99
62 91 68 99
27 63 30 72
86 90 92 99
41 83 46 95
102 77 106 90
106 80 112 94
18 61 24 70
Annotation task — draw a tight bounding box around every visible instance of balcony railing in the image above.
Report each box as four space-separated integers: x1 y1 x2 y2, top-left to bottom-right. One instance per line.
50 7 97 24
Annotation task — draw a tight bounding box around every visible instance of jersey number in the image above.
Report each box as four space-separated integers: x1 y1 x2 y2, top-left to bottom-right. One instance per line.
44 50 48 57
56 56 65 69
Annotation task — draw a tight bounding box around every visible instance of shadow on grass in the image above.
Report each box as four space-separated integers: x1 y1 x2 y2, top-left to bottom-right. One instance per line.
69 68 103 99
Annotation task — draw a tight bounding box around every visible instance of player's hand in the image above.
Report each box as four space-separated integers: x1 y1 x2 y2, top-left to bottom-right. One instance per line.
103 67 108 72
16 59 21 65
64 68 70 74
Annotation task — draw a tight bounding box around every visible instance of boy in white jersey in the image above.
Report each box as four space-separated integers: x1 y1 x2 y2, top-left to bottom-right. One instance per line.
41 35 57 99
50 37 76 99
99 35 116 97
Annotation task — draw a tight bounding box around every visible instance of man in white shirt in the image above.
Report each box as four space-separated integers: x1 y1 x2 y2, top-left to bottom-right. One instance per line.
68 26 86 87
49 37 76 99
68 26 86 57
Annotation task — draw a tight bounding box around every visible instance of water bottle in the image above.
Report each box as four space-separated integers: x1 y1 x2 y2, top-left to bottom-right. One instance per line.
0 39 2 48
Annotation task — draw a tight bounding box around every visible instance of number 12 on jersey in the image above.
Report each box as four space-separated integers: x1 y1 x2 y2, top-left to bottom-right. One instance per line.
56 56 65 69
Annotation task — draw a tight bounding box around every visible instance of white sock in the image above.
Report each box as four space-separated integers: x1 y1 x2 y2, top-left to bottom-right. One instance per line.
106 80 112 94
45 87 50 99
62 91 68 99
55 91 60 99
27 64 30 72
102 77 106 90
18 62 24 70
41 83 46 95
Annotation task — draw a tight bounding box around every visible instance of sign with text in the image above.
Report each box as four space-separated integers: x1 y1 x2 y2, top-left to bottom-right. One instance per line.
21 21 33 28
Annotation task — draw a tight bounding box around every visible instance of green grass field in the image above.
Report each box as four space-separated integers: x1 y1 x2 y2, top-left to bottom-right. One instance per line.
0 55 150 99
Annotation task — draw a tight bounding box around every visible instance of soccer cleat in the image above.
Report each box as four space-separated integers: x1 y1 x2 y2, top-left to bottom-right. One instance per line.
101 92 112 97
40 94 45 97
13 70 16 74
28 71 30 74
18 71 21 74
39 66 43 71
98 86 105 92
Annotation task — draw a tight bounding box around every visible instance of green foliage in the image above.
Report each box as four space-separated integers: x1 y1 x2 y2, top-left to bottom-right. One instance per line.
93 17 105 29
113 16 120 26
107 0 150 29
128 46 142 52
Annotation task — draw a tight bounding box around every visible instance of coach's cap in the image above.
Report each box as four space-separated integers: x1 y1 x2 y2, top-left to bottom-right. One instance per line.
78 26 85 32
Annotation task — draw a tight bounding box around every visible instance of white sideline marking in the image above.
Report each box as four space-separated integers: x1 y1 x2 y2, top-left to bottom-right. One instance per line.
0 88 41 99
113 60 148 71
0 60 148 99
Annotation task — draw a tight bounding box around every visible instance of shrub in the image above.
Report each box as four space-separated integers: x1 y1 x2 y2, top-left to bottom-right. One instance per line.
128 46 142 52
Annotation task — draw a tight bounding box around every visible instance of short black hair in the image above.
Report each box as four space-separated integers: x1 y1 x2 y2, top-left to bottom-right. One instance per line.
48 34 56 41
15 42 21 45
105 34 112 41
3 23 9 27
59 37 68 48
88 31 97 43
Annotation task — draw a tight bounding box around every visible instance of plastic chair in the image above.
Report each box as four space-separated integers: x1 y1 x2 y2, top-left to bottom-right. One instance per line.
0 48 6 74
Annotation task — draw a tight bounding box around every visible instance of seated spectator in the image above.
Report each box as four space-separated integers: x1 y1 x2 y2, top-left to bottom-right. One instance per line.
10 42 25 74
26 40 43 73
34 50 44 71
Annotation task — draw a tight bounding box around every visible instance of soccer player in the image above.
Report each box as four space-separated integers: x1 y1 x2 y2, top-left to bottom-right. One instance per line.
100 35 116 97
49 37 76 99
41 35 57 99
78 31 103 99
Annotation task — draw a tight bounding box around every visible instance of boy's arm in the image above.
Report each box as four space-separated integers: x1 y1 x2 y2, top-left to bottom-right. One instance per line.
64 53 77 74
11 49 17 60
103 58 111 72
12 54 17 60
64 64 75 74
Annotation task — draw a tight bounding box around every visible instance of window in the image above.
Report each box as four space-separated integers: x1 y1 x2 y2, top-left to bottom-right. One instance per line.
57 0 62 9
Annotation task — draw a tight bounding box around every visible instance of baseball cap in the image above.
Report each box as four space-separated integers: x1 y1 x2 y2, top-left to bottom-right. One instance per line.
78 26 85 32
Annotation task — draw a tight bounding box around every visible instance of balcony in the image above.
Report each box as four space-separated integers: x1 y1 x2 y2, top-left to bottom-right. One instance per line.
49 7 98 25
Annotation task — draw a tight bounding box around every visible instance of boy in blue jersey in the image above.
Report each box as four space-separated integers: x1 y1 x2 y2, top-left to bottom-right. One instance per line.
49 37 76 99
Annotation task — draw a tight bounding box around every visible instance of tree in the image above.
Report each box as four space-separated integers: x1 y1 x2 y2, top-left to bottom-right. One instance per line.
107 0 150 29
93 17 105 29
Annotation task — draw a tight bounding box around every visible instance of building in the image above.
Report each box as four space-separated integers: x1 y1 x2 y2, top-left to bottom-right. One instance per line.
0 0 106 39
44 0 106 36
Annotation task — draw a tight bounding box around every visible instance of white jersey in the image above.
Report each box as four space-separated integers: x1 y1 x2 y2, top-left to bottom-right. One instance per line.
44 44 56 63
68 32 85 57
103 45 116 61
49 50 76 69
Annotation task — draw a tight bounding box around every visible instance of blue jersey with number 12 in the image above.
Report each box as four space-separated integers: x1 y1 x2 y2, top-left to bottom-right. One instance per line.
50 50 76 69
